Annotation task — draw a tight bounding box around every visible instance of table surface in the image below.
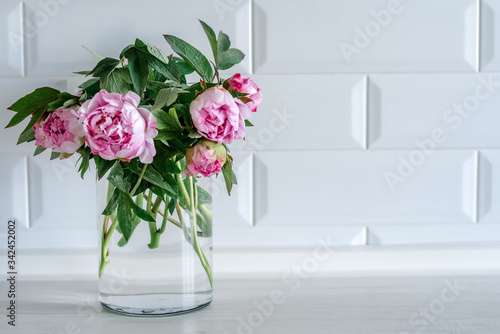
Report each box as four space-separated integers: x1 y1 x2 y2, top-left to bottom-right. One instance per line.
2 276 500 334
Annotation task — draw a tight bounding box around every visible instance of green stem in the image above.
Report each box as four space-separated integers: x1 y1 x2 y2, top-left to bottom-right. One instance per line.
198 202 212 237
148 193 168 249
177 202 191 243
158 209 181 228
99 164 148 278
158 209 206 237
146 190 159 249
152 195 163 214
130 164 148 197
99 218 118 278
189 177 213 287
175 162 191 207
158 195 170 234
199 204 212 223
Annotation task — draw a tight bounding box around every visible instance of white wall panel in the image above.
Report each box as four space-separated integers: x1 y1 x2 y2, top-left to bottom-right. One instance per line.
0 155 29 228
232 75 366 151
24 0 251 76
254 0 477 74
478 150 500 223
214 226 367 248
28 152 96 228
368 74 500 149
213 153 253 227
255 151 476 225
0 2 23 77
480 0 500 71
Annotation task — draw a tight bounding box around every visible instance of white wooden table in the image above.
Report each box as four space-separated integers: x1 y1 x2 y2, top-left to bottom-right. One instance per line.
2 276 500 333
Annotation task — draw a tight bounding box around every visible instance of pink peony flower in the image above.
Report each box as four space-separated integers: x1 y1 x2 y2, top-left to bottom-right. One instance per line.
78 89 157 163
225 73 262 115
33 107 85 155
189 86 245 144
182 140 227 178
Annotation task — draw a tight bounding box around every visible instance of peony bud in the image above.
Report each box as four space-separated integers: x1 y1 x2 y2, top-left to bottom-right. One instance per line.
182 140 227 178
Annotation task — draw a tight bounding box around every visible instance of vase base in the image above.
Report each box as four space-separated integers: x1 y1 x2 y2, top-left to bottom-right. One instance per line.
99 293 212 317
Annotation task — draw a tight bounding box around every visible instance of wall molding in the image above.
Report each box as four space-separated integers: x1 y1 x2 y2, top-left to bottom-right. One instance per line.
9 245 500 281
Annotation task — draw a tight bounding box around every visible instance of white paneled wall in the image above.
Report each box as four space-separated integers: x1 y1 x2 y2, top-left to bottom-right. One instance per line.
1 0 500 277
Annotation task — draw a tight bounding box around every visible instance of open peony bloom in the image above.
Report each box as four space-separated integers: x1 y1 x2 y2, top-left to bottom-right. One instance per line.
225 73 262 115
189 86 245 144
33 107 85 156
182 140 227 178
78 89 157 163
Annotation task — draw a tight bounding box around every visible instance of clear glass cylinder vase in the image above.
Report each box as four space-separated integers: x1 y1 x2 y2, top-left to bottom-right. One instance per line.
96 171 213 316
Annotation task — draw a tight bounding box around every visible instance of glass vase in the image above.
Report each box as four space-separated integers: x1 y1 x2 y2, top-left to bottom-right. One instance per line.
96 172 213 316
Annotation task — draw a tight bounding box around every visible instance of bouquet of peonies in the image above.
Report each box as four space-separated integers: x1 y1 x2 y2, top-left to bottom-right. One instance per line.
5 21 262 283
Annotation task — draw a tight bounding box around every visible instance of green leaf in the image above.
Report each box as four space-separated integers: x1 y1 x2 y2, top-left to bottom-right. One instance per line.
152 108 184 132
78 146 92 179
155 129 180 141
116 192 133 241
221 159 237 195
82 45 104 61
218 48 245 70
95 157 116 180
164 35 213 82
199 20 218 62
217 31 230 55
128 158 139 173
48 92 78 111
79 77 100 90
168 198 176 215
118 188 156 223
117 193 144 246
107 163 130 193
149 184 165 199
74 70 91 75
7 87 60 128
152 87 187 111
152 109 171 130
50 152 60 160
33 145 46 156
149 57 181 83
89 57 120 82
102 188 119 215
142 165 176 196
119 44 134 60
102 69 131 94
124 48 149 95
244 119 254 127
171 57 195 76
130 200 155 222
18 103 48 144
167 159 181 174
197 185 212 205
133 39 180 82
168 107 183 131
17 127 35 145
